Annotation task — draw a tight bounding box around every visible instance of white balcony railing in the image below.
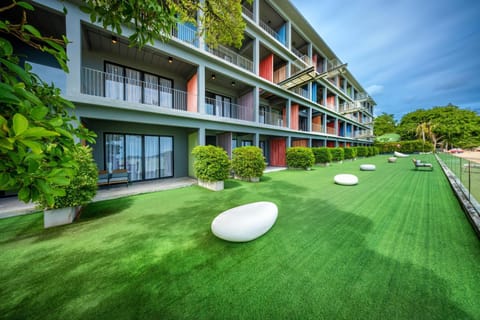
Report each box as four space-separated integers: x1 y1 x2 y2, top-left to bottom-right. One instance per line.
203 97 254 122
81 67 188 111
206 44 253 72
259 110 285 127
171 23 199 47
241 5 254 20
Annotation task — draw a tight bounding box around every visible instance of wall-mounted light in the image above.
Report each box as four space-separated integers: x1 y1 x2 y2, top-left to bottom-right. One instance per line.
168 56 173 63
111 36 118 44
211 74 216 80
231 81 236 87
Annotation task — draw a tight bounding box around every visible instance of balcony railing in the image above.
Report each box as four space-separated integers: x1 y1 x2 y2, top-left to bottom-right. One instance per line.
311 123 325 133
326 126 336 135
242 5 254 20
259 110 285 127
206 44 253 72
354 129 374 138
171 23 199 47
290 86 309 99
203 97 254 122
355 92 370 101
259 20 286 46
81 67 187 111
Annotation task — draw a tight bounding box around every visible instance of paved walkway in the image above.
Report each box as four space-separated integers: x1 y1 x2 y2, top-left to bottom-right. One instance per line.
0 167 286 219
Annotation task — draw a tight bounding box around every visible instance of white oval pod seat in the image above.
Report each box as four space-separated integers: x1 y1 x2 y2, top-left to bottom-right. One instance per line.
211 202 278 242
360 164 376 171
334 174 359 186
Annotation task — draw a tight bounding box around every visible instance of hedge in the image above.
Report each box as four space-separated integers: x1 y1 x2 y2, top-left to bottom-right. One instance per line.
286 147 315 169
231 146 266 180
344 147 357 160
374 140 434 154
312 147 332 164
330 147 344 162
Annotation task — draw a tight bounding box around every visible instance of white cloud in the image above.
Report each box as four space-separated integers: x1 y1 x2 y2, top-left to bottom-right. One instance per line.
366 84 384 96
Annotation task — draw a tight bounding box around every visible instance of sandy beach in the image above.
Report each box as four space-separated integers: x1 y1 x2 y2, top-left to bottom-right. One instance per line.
452 151 480 163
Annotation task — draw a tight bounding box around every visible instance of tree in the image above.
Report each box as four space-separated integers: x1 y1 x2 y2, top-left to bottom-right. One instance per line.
82 0 252 49
397 105 480 150
373 113 396 136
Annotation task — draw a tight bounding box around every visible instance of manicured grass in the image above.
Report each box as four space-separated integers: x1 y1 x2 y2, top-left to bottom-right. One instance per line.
1 155 479 319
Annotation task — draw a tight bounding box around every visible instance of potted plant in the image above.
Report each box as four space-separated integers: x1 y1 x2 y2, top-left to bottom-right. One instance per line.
38 145 98 228
192 145 230 191
286 147 315 170
231 146 266 182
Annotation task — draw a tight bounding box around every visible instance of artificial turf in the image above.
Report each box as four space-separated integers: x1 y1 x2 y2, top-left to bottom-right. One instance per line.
1 154 479 319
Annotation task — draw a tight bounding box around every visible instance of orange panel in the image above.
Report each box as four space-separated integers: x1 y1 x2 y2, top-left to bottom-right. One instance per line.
260 54 274 82
187 73 198 112
327 141 335 147
292 139 308 147
269 138 286 166
290 104 299 130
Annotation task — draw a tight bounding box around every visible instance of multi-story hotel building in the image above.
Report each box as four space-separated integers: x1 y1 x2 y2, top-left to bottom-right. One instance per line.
14 0 375 183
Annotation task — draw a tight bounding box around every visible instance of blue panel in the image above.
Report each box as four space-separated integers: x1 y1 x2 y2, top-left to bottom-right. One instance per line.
276 24 286 45
312 82 317 102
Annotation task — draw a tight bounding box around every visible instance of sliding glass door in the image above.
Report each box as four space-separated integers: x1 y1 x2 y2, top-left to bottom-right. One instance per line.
105 133 174 181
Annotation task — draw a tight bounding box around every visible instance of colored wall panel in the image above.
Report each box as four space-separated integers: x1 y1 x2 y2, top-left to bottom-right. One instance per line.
260 54 274 82
292 139 308 147
187 73 198 112
290 104 299 130
269 138 286 166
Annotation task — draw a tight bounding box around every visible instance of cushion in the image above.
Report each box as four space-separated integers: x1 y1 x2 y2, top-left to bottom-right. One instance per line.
360 164 376 171
334 174 358 186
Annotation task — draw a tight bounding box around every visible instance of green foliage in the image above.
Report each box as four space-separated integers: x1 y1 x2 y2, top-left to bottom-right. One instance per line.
376 133 401 143
344 147 357 160
0 2 96 207
375 140 434 153
231 146 265 179
330 147 344 162
397 105 480 149
82 0 252 49
286 147 314 169
37 145 98 209
374 113 397 136
312 147 332 164
192 145 230 182
356 146 367 157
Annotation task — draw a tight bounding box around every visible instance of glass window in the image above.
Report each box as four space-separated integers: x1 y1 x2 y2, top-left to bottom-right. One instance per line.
125 68 142 103
144 74 159 105
105 134 125 172
126 135 143 181
145 136 160 179
160 137 173 177
105 63 124 100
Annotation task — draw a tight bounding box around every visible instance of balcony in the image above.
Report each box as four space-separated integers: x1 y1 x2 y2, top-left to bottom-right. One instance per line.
259 110 285 128
259 20 286 46
241 5 254 20
171 22 199 47
81 67 188 112
354 129 374 139
311 123 325 133
206 44 254 72
204 97 254 122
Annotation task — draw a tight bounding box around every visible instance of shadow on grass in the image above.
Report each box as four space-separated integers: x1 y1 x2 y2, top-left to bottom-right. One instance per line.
78 197 135 221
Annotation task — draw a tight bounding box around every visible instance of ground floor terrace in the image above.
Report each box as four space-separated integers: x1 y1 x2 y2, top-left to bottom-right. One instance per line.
0 154 479 319
80 111 371 183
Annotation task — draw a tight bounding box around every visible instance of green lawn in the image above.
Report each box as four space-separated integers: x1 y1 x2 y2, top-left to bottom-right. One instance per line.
1 155 479 319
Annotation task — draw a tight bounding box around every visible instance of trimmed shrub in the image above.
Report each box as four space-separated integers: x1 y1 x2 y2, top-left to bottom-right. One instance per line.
286 147 315 169
374 140 434 154
192 145 230 182
344 147 357 160
356 146 367 157
37 145 98 209
312 147 332 164
330 147 344 162
373 146 380 155
231 146 266 180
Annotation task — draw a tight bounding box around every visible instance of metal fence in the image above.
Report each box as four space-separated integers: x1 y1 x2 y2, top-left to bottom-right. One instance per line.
437 152 480 209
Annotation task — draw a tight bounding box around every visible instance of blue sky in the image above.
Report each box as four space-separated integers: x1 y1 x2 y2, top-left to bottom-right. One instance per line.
290 0 480 120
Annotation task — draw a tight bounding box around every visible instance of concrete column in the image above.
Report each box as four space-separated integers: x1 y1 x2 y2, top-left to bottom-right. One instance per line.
198 127 206 146
285 21 291 49
323 113 327 133
254 133 260 147
287 136 292 148
286 99 291 129
253 0 259 24
308 107 312 132
198 63 205 114
253 38 260 75
197 1 205 49
65 3 82 96
308 138 312 148
253 86 259 123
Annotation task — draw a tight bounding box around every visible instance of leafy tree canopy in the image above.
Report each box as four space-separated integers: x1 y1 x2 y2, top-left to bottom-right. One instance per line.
82 0 252 49
373 112 396 136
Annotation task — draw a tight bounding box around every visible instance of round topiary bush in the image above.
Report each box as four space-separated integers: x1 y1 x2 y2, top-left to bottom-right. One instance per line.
192 145 230 182
344 147 357 160
231 146 266 181
286 147 314 169
37 145 98 209
330 147 344 162
312 147 332 164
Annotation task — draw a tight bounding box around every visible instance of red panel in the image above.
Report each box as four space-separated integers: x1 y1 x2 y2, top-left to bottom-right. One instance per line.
290 104 299 130
282 107 287 127
269 138 286 166
292 140 308 147
187 73 197 112
260 54 274 82
327 141 335 147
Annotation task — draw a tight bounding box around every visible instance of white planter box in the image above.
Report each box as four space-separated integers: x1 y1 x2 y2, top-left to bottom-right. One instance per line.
198 180 224 191
44 207 76 228
234 175 260 182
